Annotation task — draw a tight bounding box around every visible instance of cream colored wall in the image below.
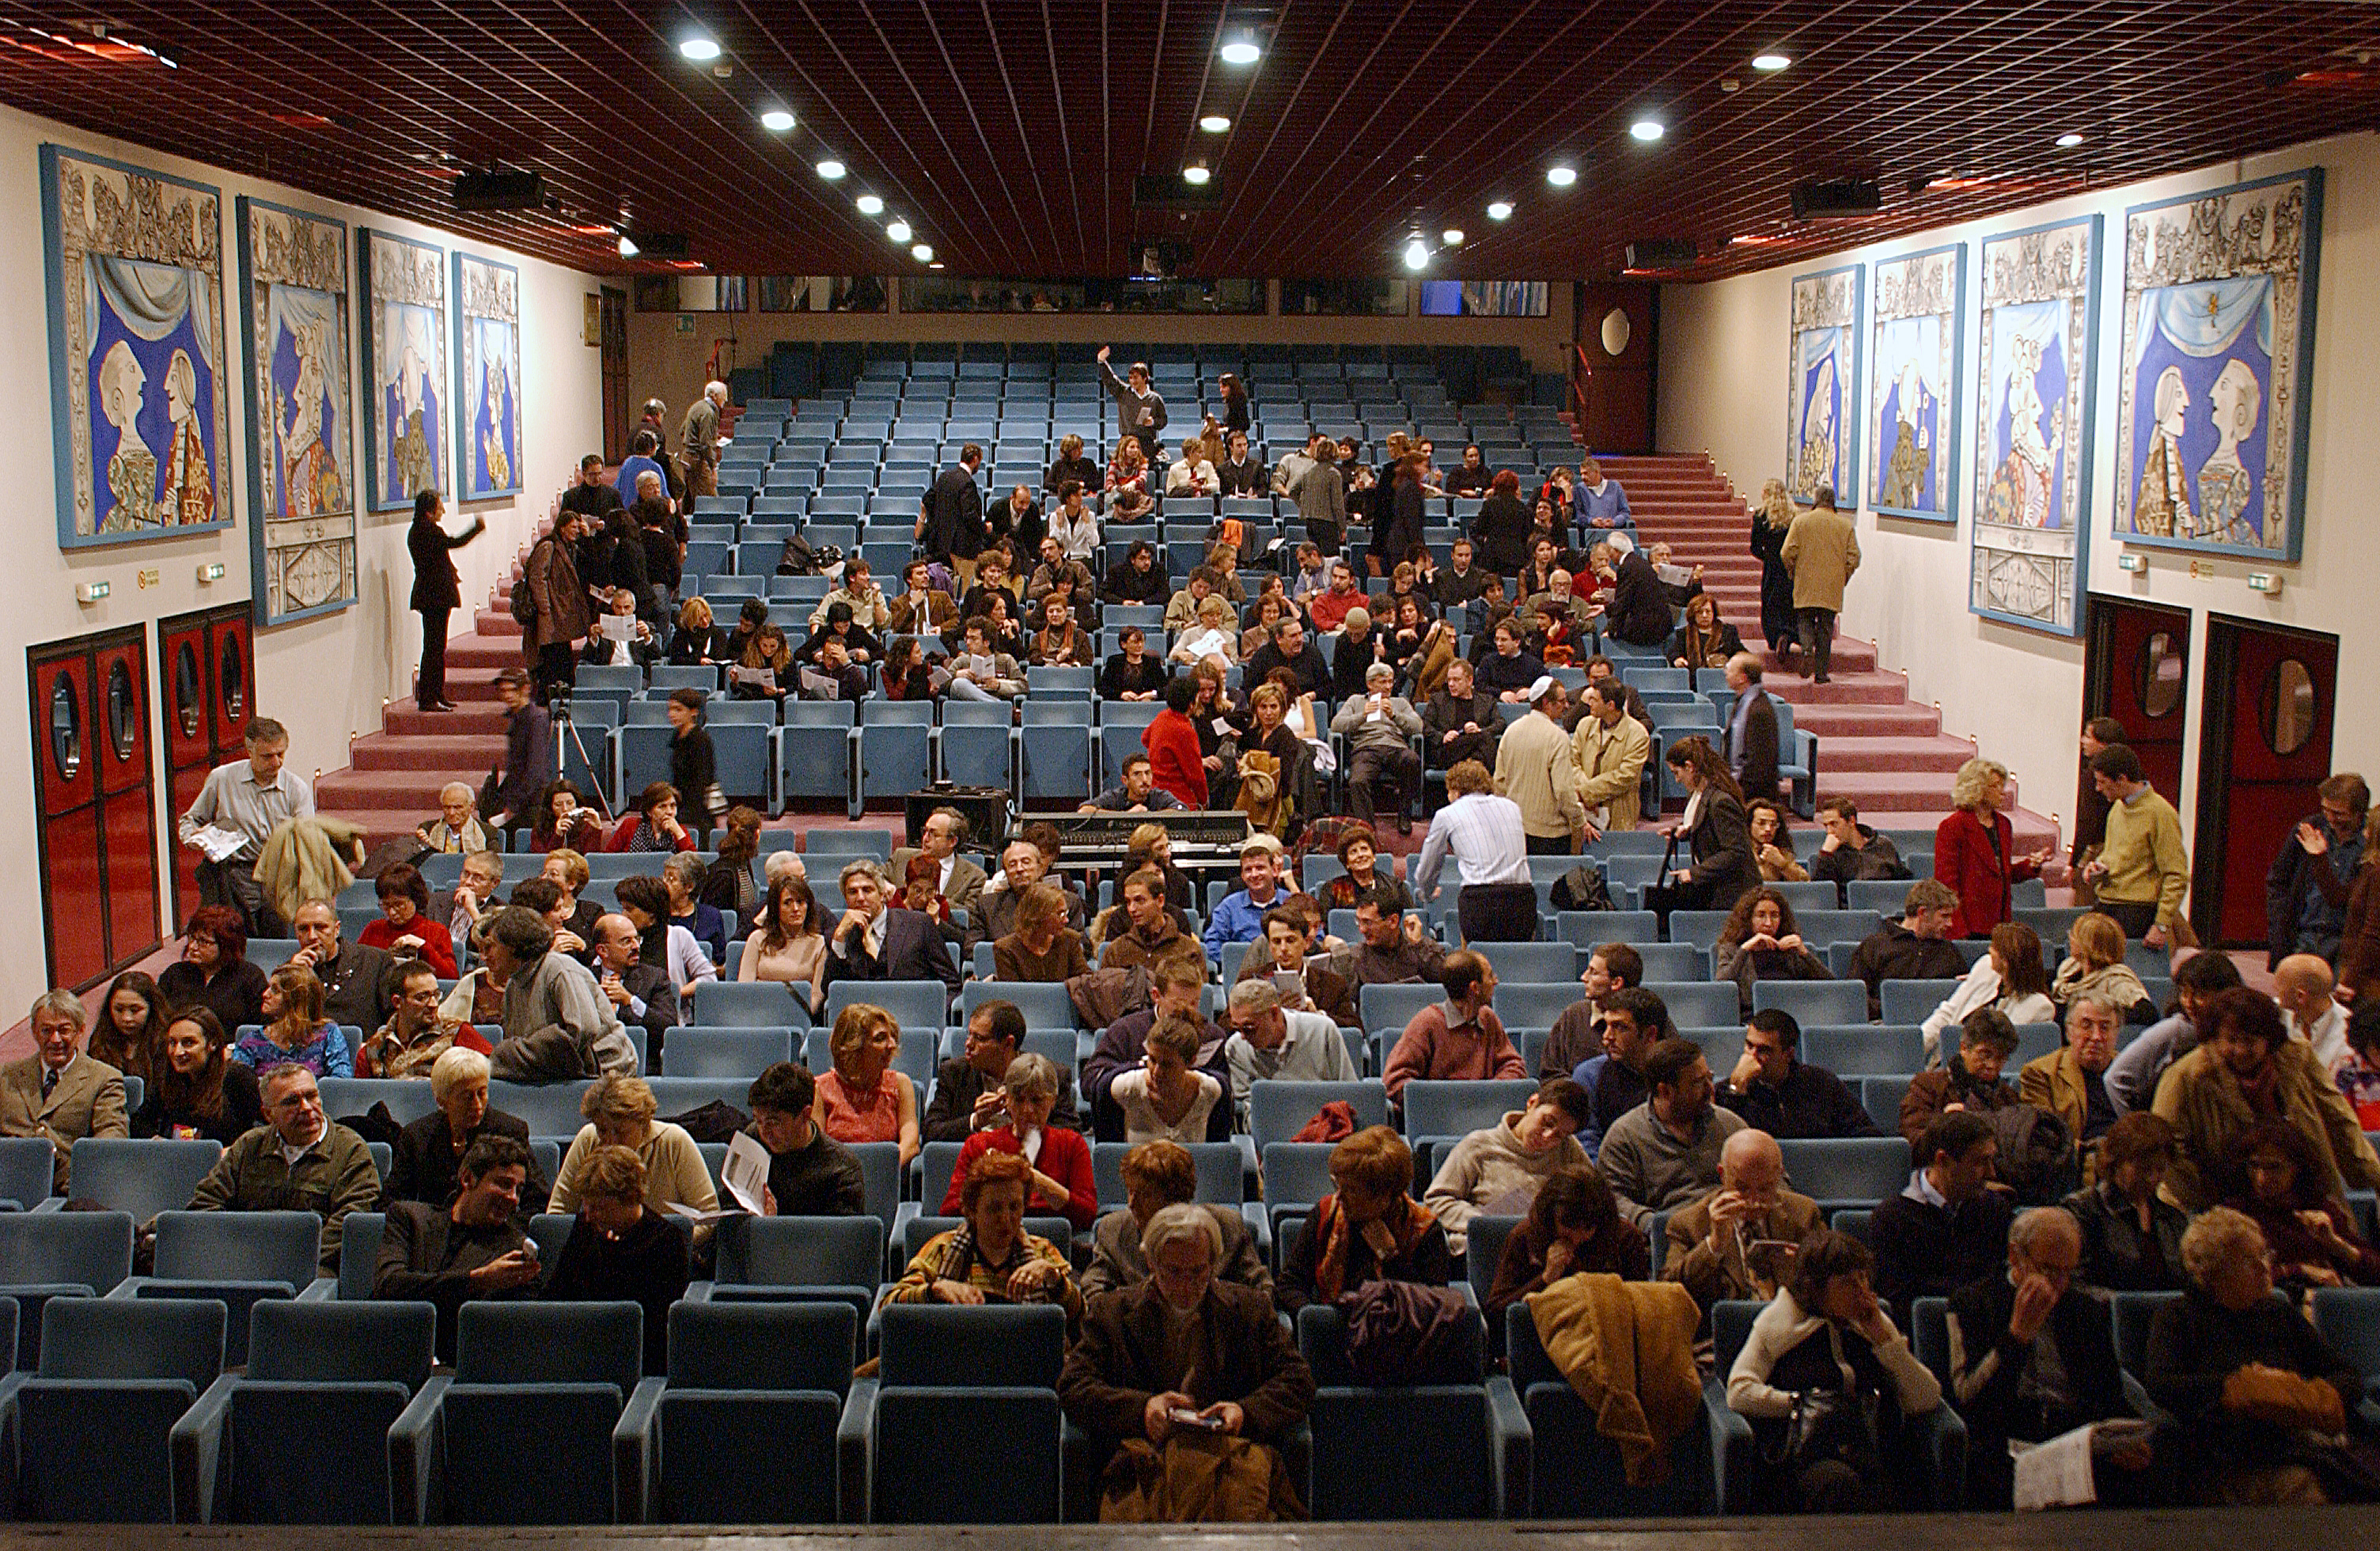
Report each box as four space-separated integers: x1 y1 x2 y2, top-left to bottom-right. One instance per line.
623 279 1576 419
0 100 604 1008
1658 131 2380 851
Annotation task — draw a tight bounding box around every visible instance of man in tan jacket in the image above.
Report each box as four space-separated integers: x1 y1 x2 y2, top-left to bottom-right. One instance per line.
1571 678 1649 834
1493 676 1586 853
0 990 129 1196
1779 485 1859 684
1662 1128 1821 1329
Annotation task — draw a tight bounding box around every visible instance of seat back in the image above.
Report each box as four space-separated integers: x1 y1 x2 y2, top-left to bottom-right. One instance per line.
151 1210 320 1290
655 1386 844 1526
1775 1137 1912 1207
1751 980 1871 1026
1400 1079 1538 1141
41 1294 225 1387
1503 1298 1703 1516
1650 981 1738 1030
68 1137 224 1223
714 1212 884 1291
690 980 809 1029
1800 1023 1923 1079
2313 1286 2380 1384
879 1302 1066 1386
489 1080 595 1140
2110 1290 2182 1380
1360 982 1442 1035
669 1299 856 1394
663 1026 795 1077
1296 1302 1484 1386
1091 1141 1243 1207
824 979 948 1031
319 1077 442 1127
438 1382 625 1524
1475 942 1575 982
1306 1383 1495 1519
870 1387 1061 1523
455 1300 643 1392
1879 979 1966 1026
0 1134 56 1208
0 1209 133 1294
1249 1080 1388 1154
248 1299 435 1386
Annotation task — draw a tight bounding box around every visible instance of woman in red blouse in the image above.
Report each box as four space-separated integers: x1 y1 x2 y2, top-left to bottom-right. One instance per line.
355 863 457 978
1934 757 2052 939
1140 673 1208 810
938 1051 1098 1231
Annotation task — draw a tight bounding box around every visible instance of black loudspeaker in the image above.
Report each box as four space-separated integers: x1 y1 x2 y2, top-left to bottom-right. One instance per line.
904 787 1011 851
1790 179 1884 219
452 169 547 212
1624 238 1698 270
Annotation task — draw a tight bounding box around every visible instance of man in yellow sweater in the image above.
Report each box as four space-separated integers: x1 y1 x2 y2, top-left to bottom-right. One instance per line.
2083 745 2189 950
1494 676 1588 853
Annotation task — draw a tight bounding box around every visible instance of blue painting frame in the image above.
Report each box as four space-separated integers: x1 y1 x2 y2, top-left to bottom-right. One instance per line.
1868 242 1965 525
236 196 356 627
2113 169 2321 563
452 249 523 502
40 144 236 551
1787 264 1863 507
1969 214 2101 639
357 227 449 514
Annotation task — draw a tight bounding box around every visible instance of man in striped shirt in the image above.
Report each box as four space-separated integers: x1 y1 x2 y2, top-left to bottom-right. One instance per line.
1413 758 1537 944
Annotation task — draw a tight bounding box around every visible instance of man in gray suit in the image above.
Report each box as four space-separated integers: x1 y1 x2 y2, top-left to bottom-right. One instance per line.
0 990 128 1195
821 861 962 999
889 806 989 920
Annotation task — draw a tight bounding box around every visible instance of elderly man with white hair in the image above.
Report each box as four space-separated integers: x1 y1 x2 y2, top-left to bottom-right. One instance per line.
1221 978 1355 1130
385 1045 547 1212
1 989 128 1195
1662 1127 1823 1324
1330 659 1423 832
677 379 728 499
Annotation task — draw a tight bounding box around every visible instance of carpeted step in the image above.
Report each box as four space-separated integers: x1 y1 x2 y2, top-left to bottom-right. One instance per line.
1806 734 1977 774
385 704 509 737
449 636 529 669
316 768 476 811
347 732 504 772
1785 702 1944 738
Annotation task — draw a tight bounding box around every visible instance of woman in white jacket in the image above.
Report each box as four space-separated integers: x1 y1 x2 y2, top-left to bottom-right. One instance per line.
1726 1229 1942 1513
1421 1077 1593 1254
1920 920 2058 1064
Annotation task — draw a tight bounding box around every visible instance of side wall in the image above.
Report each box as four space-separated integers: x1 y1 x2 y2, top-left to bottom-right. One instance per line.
0 100 603 1010
1657 131 2380 850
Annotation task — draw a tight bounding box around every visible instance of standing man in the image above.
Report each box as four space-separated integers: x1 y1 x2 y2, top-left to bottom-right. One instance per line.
1423 658 1500 773
678 379 727 500
1331 662 1423 833
521 510 593 704
558 453 625 525
2268 772 2371 969
1097 347 1168 462
918 442 987 594
1722 653 1780 804
1571 678 1649 836
2082 744 2189 950
1412 759 1536 945
407 487 483 714
177 715 312 939
484 668 551 832
890 806 988 920
2070 717 2128 906
1494 677 1588 852
0 990 128 1195
1779 484 1859 684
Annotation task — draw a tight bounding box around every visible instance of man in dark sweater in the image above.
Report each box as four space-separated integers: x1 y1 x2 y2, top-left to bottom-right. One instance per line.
1244 616 1330 701
374 1133 542 1363
924 998 1086 1143
1542 941 1644 1080
1423 658 1501 772
917 443 987 593
1870 1109 2014 1324
1604 538 1674 647
1716 1010 1879 1138
1847 878 1969 1018
1809 797 1911 904
747 1064 866 1216
1571 986 1667 1159
558 453 625 525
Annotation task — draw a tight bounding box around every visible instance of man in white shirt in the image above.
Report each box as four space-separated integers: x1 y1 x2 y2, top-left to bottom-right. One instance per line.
2276 953 2350 1073
176 715 313 937
1413 757 1537 944
1221 978 1357 1130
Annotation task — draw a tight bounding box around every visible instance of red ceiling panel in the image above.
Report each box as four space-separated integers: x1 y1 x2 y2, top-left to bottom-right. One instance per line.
0 1 2371 283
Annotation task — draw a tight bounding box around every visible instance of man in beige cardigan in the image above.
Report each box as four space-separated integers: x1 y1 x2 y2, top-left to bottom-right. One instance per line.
1779 485 1859 683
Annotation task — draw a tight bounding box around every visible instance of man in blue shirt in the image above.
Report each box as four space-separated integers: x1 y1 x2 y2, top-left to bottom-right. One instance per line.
614 428 671 510
1574 457 1634 540
1202 842 1286 965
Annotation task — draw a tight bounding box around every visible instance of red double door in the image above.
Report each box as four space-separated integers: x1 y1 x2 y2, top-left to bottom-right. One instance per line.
2196 616 2341 947
29 629 161 990
158 605 255 933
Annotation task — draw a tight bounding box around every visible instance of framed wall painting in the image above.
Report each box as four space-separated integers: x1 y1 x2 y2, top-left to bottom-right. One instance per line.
358 228 449 514
1787 264 1862 506
1969 214 2100 638
2113 169 2321 562
40 145 235 550
453 250 523 502
1868 243 1964 523
236 198 356 625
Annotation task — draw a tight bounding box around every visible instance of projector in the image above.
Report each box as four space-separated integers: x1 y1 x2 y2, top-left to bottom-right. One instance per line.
453 169 548 213
1624 238 1697 269
1791 179 1884 219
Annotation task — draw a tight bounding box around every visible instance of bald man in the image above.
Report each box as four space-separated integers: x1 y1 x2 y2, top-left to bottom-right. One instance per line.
591 912 679 1055
1661 1128 1823 1326
2276 954 2349 1075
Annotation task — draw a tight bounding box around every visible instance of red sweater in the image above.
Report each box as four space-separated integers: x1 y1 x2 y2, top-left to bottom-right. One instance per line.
1933 807 2037 940
605 814 698 853
942 1124 1100 1230
1143 709 1207 809
357 916 457 979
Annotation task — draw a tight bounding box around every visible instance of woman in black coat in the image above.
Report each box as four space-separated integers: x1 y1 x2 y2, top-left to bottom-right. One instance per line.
407 487 484 712
665 689 719 825
1662 735 1760 913
1470 470 1534 578
601 510 653 624
1370 456 1427 579
1750 478 1799 664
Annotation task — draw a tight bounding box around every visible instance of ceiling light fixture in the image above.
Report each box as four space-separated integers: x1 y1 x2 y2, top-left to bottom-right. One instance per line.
1181 162 1211 185
1487 200 1514 221
1630 118 1665 142
1752 52 1791 70
677 35 721 62
1441 228 1465 246
1546 165 1577 187
1199 114 1232 132
855 194 884 215
760 108 794 131
2056 131 2085 147
816 159 846 180
912 244 934 262
928 261 945 269
616 233 639 258
1403 238 1430 271
1219 34 1262 66
886 219 912 242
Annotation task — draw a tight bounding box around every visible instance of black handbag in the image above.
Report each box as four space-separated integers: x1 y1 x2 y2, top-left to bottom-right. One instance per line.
1767 1387 1882 1479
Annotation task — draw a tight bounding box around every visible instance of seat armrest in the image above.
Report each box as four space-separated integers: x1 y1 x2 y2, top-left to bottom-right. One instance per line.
298 1276 339 1303
1914 1405 1967 1510
1484 1375 1532 1519
28 1199 63 1214
1239 1202 1271 1259
169 1373 241 1523
1702 1378 1756 1515
613 1375 666 1523
105 1276 152 1299
388 1374 452 1526
838 1376 877 1525
684 1280 716 1303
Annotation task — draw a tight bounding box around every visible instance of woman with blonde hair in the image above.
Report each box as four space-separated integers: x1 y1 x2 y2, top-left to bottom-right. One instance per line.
548 1071 718 1217
669 595 730 665
230 962 352 1078
1750 476 1799 663
813 1002 920 1167
1109 1014 1223 1145
2050 912 2156 1024
1935 757 2051 939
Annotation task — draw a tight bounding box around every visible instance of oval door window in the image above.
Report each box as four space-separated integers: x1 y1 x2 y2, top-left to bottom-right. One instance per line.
106 660 137 761
2137 631 2183 719
49 675 81 782
1599 307 1632 357
2265 658 2317 757
220 635 246 725
175 642 203 738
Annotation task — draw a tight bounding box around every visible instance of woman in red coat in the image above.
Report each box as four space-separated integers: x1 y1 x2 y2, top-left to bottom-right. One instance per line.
1140 674 1208 810
938 1052 1099 1230
1935 757 2052 939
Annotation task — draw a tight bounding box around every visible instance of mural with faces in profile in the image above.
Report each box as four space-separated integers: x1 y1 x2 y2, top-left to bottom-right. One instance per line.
1787 264 1862 507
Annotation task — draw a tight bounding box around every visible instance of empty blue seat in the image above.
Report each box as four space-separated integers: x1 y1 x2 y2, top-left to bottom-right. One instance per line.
824 980 949 1033
959 979 1074 1032
129 1211 326 1366
1800 1024 1923 1079
1630 942 1709 981
771 701 858 817
804 828 895 861
0 1134 56 1209
1555 909 1661 947
14 1296 218 1522
67 1137 225 1227
1359 982 1443 1036
867 1304 1064 1523
1018 707 1092 802
1495 980 1579 1030
690 980 808 1031
1648 981 1738 1030
488 1080 596 1140
697 1215 884 1355
663 1026 796 1076
1249 1081 1388 1155
1299 1303 1522 1519
1879 978 1965 1026
1474 942 1575 982
0 1209 132 1367
1776 1136 1913 1209
1401 1080 1539 1144
1750 980 1870 1026
935 700 1015 791
650 1301 866 1523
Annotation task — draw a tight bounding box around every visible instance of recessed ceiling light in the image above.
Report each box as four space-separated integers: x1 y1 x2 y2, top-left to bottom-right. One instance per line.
1752 52 1791 70
678 36 720 62
1219 36 1261 66
816 159 846 180
911 244 934 262
1486 200 1514 221
760 108 794 132
1199 114 1232 133
855 194 884 215
1402 239 1430 271
1546 165 1577 187
1441 228 1465 246
2056 131 2085 147
886 219 912 242
616 233 639 258
1630 119 1665 142
1181 162 1211 185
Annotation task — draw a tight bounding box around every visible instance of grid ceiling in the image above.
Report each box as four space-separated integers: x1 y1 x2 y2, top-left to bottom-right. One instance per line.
0 1 2374 283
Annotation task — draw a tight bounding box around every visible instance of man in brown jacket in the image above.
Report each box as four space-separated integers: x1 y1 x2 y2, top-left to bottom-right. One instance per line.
1662 1128 1821 1329
0 991 128 1195
522 510 594 703
1779 485 1859 684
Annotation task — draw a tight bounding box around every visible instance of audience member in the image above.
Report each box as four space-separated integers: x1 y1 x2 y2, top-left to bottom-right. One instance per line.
1809 797 1911 901
2062 1111 2189 1291
2081 743 2192 951
613 874 713 1004
231 962 354 1078
1099 867 1209 984
2048 912 2157 1025
733 878 824 1018
1659 737 1760 912
2020 992 2124 1184
2274 952 2349 1072
1484 1165 1650 1321
87 970 165 1090
1920 921 2055 1065
992 883 1091 984
1234 906 1357 1027
385 1046 536 1211
1571 681 1649 836
133 1007 262 1144
1412 760 1537 945
1598 1037 1745 1227
1381 950 1525 1109
746 1063 866 1217
158 904 270 1033
1423 1077 1592 1254
2103 948 2244 1114
1666 590 1745 672
606 780 698 855
288 898 396 1033
481 906 638 1083
1276 1126 1450 1314
1718 1009 1875 1138
806 1002 919 1167
1422 658 1500 775
1602 535 1673 647
416 782 495 856
1331 662 1423 832
375 1132 540 1363
542 1144 693 1375
1109 1015 1224 1146
2268 773 2371 967
821 859 961 998
1868 1110 2014 1322
1663 1128 1823 1322
1848 879 1968 1019
1779 487 1859 682
1932 759 2050 939
189 1063 379 1272
1086 963 1229 1142
976 835 1090 944
1542 942 1642 1081
357 960 480 1079
176 716 312 939
1746 799 1806 883
1495 677 1589 852
549 1074 715 1224
1222 978 1358 1130
2222 1117 2380 1290
1900 1009 2025 1146
2 990 127 1194
1203 841 1289 964
1720 654 1782 803
941 1052 1098 1231
1572 985 1669 1157
1082 1141 1271 1300
1712 888 1834 1018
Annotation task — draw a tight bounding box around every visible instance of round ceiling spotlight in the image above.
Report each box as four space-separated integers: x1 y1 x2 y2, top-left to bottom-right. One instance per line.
1630 118 1665 142
1487 200 1514 221
616 233 639 258
1182 162 1211 185
760 108 794 132
1402 238 1430 271
1219 35 1262 66
1546 165 1577 187
1441 228 1465 246
886 219 912 242
1752 52 1791 70
855 194 884 215
816 159 847 180
1199 114 1232 132
911 244 934 262
2056 131 2085 148
678 36 721 62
